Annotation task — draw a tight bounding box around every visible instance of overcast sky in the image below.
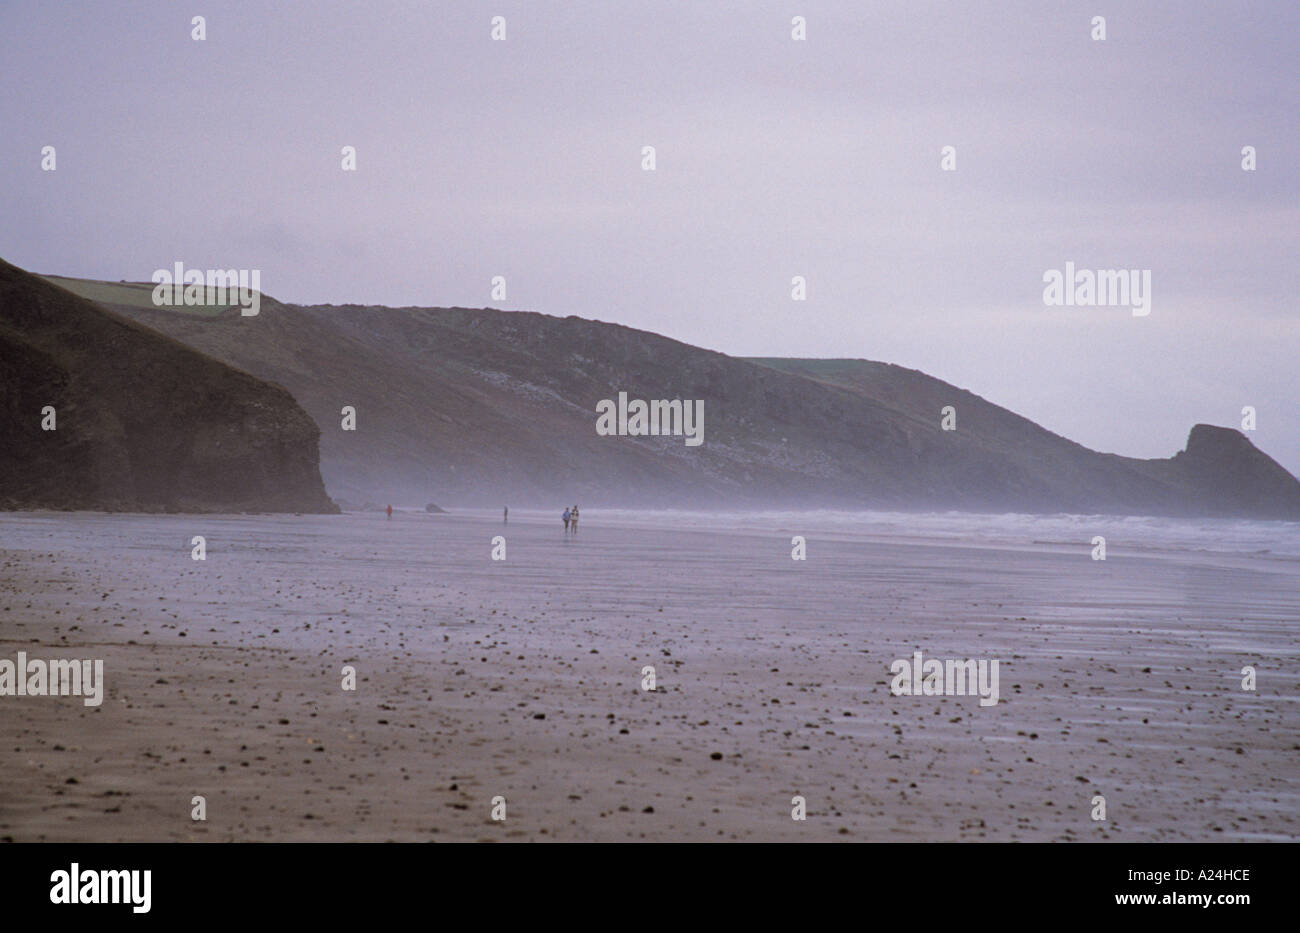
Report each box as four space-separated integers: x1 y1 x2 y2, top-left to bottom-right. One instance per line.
3 0 1297 474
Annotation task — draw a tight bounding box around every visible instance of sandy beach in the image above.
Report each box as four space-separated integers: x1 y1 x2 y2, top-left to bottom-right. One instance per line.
1 508 1296 842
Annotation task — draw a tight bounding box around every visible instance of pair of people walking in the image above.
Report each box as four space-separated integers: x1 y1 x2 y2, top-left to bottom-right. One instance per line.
562 505 580 535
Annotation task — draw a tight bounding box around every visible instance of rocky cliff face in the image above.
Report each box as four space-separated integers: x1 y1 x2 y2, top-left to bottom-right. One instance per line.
0 259 336 513
56 272 1300 519
1167 424 1300 519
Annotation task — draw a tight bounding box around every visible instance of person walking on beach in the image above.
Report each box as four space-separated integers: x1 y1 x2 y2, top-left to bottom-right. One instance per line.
504 506 508 524
563 507 571 533
570 505 579 535
386 504 392 520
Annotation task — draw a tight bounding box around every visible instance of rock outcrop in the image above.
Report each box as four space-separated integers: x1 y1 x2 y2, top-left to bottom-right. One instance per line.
0 259 336 513
1167 424 1300 519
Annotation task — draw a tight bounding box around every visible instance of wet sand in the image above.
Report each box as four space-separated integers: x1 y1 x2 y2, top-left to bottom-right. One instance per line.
1 509 1296 841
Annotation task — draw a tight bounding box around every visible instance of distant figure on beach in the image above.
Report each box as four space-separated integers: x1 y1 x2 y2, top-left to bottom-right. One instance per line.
562 507 571 533
570 505 579 535
504 506 508 524
386 504 392 520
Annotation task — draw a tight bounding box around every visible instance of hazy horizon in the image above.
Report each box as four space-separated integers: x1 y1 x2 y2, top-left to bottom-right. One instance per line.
3 0 1296 472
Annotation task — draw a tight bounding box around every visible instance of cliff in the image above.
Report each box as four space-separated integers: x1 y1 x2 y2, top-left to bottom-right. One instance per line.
46 271 1300 519
0 259 336 513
